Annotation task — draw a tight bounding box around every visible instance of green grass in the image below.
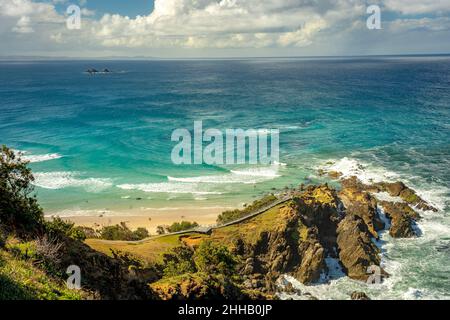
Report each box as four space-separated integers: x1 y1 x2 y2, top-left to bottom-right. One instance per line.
85 234 184 263
85 203 292 263
0 249 83 300
211 203 292 246
216 194 278 224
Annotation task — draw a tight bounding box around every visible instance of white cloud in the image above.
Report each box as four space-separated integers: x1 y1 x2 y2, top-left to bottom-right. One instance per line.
0 0 449 56
12 15 33 33
384 0 450 15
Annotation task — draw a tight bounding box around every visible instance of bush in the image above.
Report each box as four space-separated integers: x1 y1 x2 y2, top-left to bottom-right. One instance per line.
75 226 99 239
0 145 44 234
0 228 6 248
34 236 63 265
166 221 199 233
100 222 149 241
156 225 166 235
162 246 196 277
193 240 237 276
45 217 86 241
217 194 277 225
133 227 149 240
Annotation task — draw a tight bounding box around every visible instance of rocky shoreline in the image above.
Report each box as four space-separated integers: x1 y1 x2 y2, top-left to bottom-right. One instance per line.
144 172 437 300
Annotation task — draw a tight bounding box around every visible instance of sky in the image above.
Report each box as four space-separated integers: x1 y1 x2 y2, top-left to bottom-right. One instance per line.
0 0 449 58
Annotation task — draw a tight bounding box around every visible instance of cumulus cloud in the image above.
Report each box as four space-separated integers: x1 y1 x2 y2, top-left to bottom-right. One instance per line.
384 0 450 15
0 0 449 56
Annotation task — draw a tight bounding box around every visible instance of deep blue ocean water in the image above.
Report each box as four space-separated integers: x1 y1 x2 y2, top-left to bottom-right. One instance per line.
0 57 449 299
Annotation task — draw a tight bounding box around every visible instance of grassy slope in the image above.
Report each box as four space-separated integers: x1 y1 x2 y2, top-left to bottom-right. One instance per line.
85 202 292 263
85 234 182 263
0 249 83 300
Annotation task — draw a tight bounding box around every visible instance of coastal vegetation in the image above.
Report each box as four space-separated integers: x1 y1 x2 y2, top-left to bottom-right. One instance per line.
99 222 149 241
0 145 438 300
216 194 277 225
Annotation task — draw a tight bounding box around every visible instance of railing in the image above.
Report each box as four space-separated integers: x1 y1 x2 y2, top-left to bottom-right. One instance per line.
94 196 292 244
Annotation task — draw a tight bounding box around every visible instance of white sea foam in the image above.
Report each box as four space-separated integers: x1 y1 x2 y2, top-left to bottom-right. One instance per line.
11 149 63 163
34 172 113 192
168 166 281 184
373 191 404 203
319 157 400 184
22 153 63 163
279 157 450 300
46 209 115 218
117 182 223 195
318 157 449 212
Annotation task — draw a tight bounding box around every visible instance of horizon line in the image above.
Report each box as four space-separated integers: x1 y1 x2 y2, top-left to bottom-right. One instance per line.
1 53 450 61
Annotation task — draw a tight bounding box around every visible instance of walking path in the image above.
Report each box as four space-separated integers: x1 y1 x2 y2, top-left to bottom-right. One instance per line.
94 196 292 245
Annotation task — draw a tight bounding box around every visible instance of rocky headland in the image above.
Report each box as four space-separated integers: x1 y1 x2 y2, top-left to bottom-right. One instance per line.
120 172 437 300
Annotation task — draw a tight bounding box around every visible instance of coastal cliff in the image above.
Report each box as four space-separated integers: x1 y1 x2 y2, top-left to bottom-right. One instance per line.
104 174 435 300
1 146 437 300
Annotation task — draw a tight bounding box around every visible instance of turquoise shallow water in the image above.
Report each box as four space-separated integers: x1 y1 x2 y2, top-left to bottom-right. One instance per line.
0 57 449 299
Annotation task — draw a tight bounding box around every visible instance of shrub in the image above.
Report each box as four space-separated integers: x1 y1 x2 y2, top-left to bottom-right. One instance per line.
193 240 237 276
156 225 166 235
217 194 277 225
34 236 63 265
100 222 149 241
75 226 99 239
0 228 6 248
162 246 196 277
45 217 86 241
0 145 44 234
133 227 149 240
166 221 199 233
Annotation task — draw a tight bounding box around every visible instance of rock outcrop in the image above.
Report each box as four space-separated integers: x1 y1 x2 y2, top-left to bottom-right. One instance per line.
351 291 371 300
227 183 385 292
379 201 419 238
150 273 262 300
373 181 437 212
339 177 385 239
226 175 437 293
336 214 381 281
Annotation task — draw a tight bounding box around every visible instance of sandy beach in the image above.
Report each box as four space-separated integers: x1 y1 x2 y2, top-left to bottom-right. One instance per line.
56 207 224 234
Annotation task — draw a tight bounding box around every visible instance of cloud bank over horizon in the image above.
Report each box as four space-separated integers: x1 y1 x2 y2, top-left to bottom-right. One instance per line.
0 0 449 57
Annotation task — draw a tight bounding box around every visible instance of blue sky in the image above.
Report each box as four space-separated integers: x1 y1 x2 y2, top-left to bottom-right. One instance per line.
53 0 154 18
0 0 449 58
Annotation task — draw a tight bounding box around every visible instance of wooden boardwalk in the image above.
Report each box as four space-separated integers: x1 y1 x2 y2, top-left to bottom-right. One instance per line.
93 196 292 245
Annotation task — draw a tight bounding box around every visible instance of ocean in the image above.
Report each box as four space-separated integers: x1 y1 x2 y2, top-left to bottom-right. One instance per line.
0 56 449 299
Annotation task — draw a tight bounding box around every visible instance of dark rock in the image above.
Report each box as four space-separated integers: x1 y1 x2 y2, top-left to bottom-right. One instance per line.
351 291 371 300
339 177 384 238
380 201 419 238
375 181 437 212
336 214 383 281
328 171 343 179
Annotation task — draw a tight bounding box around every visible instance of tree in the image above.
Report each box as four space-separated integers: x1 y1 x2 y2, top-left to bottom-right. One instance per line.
166 221 199 233
99 222 149 241
162 246 196 277
133 227 149 240
45 216 86 241
193 240 237 276
156 225 166 235
0 145 44 233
